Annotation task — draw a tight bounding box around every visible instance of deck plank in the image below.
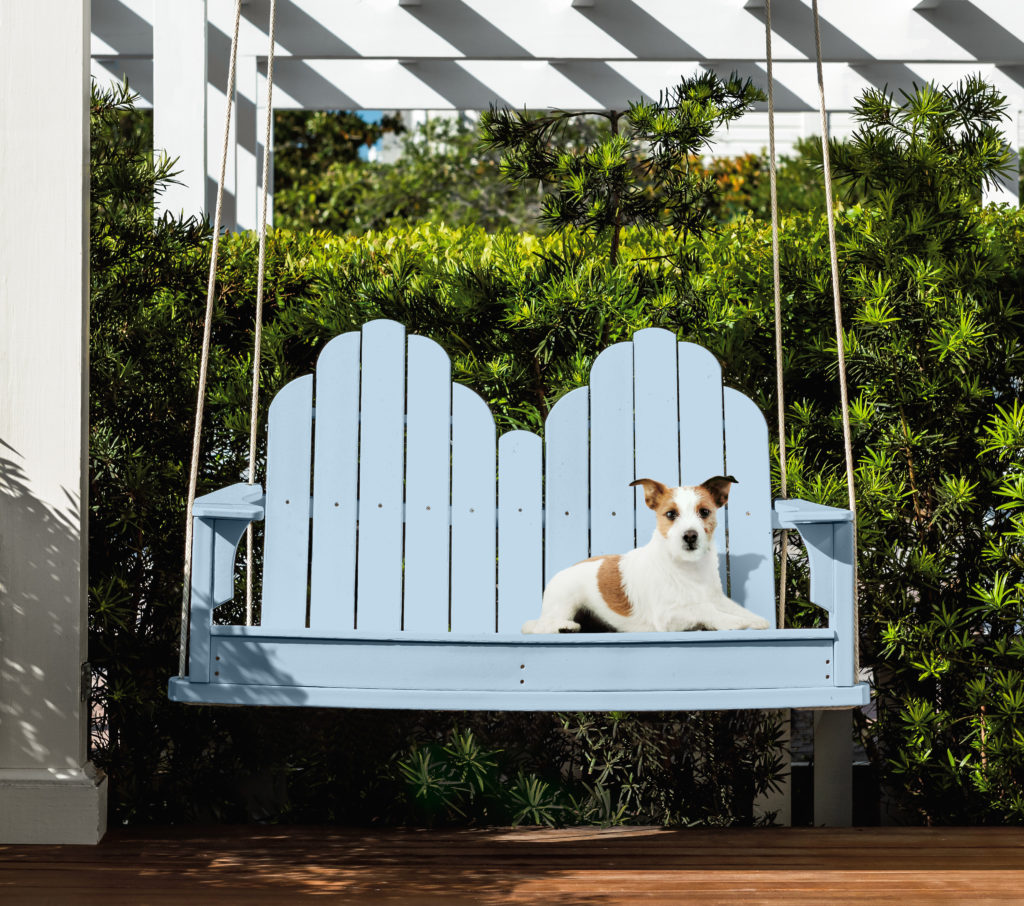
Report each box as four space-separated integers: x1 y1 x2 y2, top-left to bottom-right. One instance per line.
2 826 1023 904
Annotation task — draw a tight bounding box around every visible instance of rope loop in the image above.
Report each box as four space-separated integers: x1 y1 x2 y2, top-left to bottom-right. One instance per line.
179 0 243 677
245 0 279 626
764 0 789 628
812 0 860 673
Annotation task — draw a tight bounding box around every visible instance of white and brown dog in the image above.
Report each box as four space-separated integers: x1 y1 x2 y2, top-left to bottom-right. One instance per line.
522 476 770 634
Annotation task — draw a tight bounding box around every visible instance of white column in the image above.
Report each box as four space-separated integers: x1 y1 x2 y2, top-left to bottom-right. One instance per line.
0 0 107 844
236 56 260 232
207 20 238 229
154 0 208 220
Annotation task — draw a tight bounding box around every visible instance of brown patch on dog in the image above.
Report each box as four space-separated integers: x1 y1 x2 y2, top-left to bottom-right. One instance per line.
630 478 670 510
632 480 686 539
695 487 719 536
700 475 738 508
596 554 631 616
654 500 679 539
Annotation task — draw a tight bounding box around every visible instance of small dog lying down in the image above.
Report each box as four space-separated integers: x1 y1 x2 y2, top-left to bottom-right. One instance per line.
522 476 770 634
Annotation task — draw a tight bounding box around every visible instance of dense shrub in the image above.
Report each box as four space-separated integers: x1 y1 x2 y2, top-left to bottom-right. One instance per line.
89 77 1024 826
274 116 546 235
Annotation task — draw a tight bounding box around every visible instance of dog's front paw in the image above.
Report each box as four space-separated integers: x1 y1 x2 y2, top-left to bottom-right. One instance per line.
730 615 770 630
522 619 581 634
711 613 770 631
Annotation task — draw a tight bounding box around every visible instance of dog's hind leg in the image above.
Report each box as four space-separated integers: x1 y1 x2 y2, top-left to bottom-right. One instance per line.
521 569 585 634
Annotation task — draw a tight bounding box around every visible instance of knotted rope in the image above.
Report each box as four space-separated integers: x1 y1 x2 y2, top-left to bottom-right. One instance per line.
245 0 279 625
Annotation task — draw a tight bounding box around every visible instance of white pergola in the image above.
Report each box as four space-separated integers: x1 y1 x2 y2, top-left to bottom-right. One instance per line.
90 0 1024 228
3 0 1024 845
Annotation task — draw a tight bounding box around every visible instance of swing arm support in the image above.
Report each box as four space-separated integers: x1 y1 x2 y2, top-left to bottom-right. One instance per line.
773 499 856 687
186 483 265 681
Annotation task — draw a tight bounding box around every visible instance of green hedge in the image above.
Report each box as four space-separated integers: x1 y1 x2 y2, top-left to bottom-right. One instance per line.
89 82 1024 826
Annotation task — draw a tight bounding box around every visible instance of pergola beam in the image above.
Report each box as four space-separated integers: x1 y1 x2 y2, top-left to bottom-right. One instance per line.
91 0 1024 222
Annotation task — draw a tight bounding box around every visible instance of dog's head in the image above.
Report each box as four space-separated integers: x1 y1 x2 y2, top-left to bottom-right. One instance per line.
629 476 737 562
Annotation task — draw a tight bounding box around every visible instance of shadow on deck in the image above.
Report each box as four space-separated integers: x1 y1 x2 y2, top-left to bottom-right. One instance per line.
2 825 1024 903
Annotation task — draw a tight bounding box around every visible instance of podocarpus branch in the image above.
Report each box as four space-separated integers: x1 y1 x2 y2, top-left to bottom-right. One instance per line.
479 73 765 267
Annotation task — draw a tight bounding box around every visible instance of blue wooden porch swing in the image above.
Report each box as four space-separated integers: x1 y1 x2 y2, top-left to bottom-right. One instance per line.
168 319 867 710
168 0 869 713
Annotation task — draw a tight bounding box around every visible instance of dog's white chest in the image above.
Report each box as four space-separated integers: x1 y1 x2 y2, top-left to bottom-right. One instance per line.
619 551 724 630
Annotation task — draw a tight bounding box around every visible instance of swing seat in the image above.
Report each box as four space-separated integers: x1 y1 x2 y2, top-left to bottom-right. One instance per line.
168 320 869 710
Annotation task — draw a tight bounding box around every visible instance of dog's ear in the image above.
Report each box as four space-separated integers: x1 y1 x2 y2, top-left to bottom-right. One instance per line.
629 478 670 511
700 475 738 508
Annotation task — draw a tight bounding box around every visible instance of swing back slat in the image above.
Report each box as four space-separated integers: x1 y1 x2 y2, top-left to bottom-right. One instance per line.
309 331 360 631
450 384 497 633
544 387 589 585
723 388 776 627
497 430 543 633
402 334 454 633
589 341 637 557
261 375 313 630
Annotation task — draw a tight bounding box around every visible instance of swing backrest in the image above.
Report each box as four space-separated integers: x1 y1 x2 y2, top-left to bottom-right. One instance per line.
258 320 775 634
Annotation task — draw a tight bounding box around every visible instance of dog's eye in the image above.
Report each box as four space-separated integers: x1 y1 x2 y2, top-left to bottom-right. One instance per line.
664 510 678 521
698 507 712 518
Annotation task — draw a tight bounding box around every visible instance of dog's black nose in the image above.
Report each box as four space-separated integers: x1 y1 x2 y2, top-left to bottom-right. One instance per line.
683 530 698 548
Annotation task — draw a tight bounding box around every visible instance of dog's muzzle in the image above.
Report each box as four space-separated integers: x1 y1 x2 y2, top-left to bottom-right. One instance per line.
682 530 699 551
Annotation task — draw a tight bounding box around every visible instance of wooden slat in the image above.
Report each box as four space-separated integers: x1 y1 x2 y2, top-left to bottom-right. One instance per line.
632 328 680 542
261 375 313 630
450 383 497 633
3 826 1024 905
355 320 406 633
208 631 833 693
402 335 452 633
497 429 543 634
678 341 728 589
310 331 360 631
589 341 636 556
544 386 589 583
723 386 775 624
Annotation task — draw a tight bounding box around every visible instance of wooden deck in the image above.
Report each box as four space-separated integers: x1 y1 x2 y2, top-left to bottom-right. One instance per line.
2 826 1023 904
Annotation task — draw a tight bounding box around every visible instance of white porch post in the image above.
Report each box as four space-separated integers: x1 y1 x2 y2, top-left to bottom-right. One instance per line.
154 0 208 220
0 0 107 843
236 56 260 232
207 9 238 229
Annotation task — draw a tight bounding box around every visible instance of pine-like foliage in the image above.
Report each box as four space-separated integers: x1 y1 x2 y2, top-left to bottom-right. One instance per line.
682 77 1024 823
479 71 764 265
827 78 1022 823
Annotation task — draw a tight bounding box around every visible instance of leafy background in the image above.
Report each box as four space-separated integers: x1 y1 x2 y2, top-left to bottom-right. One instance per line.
88 74 1024 826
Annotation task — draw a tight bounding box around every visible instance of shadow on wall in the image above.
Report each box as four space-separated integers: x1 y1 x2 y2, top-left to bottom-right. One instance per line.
0 439 85 772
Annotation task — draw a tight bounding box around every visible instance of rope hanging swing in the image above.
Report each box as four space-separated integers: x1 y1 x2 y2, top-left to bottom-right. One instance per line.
171 0 864 712
764 0 859 670
179 0 277 675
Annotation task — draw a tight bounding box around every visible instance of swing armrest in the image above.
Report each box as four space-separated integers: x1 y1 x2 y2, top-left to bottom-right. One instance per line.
186 483 265 682
772 498 852 528
193 482 266 521
771 498 857 686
